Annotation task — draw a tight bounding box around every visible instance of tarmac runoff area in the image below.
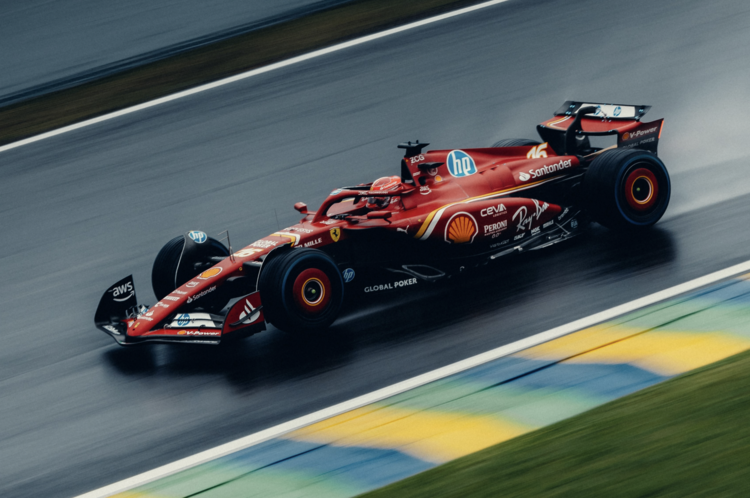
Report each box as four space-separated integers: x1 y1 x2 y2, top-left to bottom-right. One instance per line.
80 265 750 497
7 0 750 494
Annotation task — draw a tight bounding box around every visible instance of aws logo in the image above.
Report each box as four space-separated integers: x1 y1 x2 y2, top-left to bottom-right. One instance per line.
109 281 134 302
446 150 477 178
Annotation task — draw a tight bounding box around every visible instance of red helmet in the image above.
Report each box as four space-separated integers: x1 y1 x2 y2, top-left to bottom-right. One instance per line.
366 176 401 209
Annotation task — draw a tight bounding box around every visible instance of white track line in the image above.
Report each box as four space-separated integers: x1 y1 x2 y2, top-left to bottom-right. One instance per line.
77 259 750 498
0 0 515 156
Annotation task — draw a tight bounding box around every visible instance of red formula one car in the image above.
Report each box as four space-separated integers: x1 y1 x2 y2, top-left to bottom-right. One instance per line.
95 101 669 345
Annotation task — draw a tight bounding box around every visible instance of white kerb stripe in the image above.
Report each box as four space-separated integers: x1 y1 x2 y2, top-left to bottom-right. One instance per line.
0 0 515 156
76 258 750 498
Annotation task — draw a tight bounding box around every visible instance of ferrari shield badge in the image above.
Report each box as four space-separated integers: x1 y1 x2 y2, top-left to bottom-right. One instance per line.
330 227 341 242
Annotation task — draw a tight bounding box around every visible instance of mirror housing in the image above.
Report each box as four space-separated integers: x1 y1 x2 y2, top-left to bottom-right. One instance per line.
366 211 392 220
294 202 308 214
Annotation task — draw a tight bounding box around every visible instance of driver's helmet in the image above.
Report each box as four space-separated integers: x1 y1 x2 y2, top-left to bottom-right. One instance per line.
366 176 401 210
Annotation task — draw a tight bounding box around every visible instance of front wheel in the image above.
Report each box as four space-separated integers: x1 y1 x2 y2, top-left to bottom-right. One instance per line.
582 149 670 230
151 234 229 300
258 248 344 333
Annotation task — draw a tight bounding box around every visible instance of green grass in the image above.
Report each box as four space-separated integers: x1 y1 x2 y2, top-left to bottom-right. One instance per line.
0 0 482 146
361 350 750 497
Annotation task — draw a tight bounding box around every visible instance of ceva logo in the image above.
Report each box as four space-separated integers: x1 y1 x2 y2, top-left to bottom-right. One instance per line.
446 150 477 178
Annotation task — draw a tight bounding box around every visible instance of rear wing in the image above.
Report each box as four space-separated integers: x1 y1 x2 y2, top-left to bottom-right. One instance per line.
537 101 664 156
552 101 651 120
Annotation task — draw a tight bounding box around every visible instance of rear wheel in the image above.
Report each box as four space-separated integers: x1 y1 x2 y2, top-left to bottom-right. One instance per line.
490 138 540 147
258 248 344 333
151 234 229 300
583 149 670 230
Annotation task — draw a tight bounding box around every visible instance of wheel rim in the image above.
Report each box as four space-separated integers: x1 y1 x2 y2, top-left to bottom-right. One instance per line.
292 268 332 314
624 166 659 212
302 278 325 305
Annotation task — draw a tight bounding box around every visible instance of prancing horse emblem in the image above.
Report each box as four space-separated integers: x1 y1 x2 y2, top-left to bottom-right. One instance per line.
330 228 341 242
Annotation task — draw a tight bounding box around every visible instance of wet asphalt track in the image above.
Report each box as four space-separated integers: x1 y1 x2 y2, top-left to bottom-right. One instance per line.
3 0 750 496
0 0 339 100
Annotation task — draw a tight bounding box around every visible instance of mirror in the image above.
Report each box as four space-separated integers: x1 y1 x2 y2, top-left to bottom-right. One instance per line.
366 211 392 220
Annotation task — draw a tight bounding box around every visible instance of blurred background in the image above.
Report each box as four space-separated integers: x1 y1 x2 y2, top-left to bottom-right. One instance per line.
0 0 350 103
2 0 750 496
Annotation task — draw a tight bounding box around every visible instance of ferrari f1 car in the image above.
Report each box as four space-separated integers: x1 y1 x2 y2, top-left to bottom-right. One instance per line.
96 101 669 345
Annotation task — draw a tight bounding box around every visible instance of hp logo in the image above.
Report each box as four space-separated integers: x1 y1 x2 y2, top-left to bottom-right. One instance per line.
188 231 207 243
446 150 477 178
342 268 355 283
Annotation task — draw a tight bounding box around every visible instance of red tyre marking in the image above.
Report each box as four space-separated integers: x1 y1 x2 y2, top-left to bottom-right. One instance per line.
292 268 332 314
624 167 659 211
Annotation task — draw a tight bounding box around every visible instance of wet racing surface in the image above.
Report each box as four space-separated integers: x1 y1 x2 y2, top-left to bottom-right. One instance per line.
0 0 345 100
2 0 750 496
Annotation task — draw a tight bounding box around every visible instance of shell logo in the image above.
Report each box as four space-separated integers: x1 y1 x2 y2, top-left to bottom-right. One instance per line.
622 132 630 140
199 267 223 280
178 330 187 335
445 212 478 244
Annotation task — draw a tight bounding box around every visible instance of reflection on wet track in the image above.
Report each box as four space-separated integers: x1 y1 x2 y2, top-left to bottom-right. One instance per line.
103 227 677 389
3 0 750 496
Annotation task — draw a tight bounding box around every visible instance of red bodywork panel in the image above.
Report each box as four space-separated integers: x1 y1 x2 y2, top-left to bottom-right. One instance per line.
127 144 579 338
95 101 665 345
540 115 644 134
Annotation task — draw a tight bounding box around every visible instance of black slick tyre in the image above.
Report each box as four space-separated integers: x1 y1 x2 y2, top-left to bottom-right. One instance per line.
258 248 344 333
151 235 229 300
583 149 670 230
491 138 540 147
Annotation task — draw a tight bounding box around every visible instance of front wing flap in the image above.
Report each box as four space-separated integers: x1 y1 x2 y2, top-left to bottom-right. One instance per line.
94 276 265 346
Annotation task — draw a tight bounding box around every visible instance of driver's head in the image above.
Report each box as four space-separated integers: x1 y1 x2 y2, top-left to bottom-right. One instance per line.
366 176 401 210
